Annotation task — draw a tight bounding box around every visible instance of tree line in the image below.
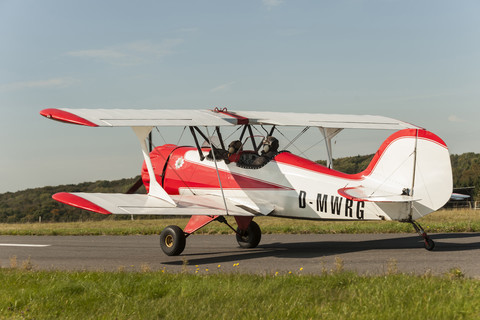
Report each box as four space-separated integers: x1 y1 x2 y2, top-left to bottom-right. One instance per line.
0 177 144 223
1 153 478 223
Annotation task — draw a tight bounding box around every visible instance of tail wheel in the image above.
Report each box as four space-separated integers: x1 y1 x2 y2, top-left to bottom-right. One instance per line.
236 220 261 249
160 225 186 256
424 237 435 251
409 220 436 251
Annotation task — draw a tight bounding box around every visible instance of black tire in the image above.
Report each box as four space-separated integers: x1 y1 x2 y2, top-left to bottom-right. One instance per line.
236 220 261 249
160 225 186 256
424 237 435 251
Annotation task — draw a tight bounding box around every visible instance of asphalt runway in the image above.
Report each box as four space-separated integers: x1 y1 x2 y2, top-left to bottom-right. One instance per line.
1 233 480 277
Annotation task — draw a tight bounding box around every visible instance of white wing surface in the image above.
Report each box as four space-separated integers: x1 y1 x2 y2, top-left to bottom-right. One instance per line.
40 108 422 130
232 111 421 130
53 192 255 216
40 108 237 127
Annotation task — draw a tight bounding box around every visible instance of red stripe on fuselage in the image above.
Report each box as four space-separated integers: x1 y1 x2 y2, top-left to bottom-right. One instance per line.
142 146 291 194
142 129 447 193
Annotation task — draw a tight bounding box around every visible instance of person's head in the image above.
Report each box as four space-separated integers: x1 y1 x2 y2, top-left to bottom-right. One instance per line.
262 136 279 154
228 140 243 155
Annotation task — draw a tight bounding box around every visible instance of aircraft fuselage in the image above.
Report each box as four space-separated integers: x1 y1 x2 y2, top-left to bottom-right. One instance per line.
142 145 396 221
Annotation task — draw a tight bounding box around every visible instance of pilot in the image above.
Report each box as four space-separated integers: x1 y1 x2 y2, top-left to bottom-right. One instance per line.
206 144 228 162
227 140 243 163
252 136 279 167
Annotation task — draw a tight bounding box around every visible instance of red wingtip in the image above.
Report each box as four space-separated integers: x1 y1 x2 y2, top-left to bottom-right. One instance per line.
40 108 98 127
53 192 111 215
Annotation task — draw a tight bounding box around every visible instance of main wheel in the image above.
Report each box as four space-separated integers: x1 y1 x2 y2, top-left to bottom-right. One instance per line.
160 225 186 256
424 237 435 251
236 220 261 249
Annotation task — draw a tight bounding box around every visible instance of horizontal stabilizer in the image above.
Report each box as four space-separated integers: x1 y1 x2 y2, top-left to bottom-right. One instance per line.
53 192 255 216
338 186 421 203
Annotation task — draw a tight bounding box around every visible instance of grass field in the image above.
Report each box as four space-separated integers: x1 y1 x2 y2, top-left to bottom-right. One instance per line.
1 209 479 236
1 267 479 320
2 210 479 319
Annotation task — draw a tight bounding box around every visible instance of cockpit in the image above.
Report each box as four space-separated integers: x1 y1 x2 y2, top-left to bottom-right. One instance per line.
192 124 282 169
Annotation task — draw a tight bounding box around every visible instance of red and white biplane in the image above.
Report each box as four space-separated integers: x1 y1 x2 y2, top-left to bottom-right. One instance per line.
40 108 452 255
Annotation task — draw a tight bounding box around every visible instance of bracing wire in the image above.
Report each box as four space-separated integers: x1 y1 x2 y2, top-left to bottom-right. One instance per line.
206 126 229 215
154 127 168 145
284 126 310 150
272 126 307 155
367 149 416 197
176 126 187 146
149 129 196 196
251 125 266 137
224 125 243 141
300 128 341 158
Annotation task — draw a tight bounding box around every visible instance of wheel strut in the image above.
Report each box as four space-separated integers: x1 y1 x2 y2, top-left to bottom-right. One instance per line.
409 220 435 251
216 216 262 248
215 216 240 235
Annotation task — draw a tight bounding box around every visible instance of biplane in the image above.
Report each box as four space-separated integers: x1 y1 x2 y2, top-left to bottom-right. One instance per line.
40 108 452 255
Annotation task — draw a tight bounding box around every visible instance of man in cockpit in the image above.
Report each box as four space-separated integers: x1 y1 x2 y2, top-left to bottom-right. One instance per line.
252 136 279 167
226 140 243 163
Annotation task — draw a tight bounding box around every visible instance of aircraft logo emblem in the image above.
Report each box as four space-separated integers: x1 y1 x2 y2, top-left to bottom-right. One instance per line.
175 157 185 169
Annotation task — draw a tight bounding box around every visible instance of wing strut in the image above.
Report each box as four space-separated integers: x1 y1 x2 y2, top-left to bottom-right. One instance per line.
239 125 248 142
132 127 176 206
408 129 419 220
319 128 342 169
247 125 258 151
189 126 205 161
206 127 229 216
216 126 226 150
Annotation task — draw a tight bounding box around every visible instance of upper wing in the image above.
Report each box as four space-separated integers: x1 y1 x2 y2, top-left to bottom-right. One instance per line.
232 111 422 130
40 108 421 130
40 108 238 127
53 192 256 216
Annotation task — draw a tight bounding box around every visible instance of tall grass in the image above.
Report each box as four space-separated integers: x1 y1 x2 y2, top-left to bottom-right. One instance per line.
1 209 479 236
1 268 479 320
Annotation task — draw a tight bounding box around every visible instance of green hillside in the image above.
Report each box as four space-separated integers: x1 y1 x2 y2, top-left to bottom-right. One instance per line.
450 153 480 190
1 153 478 223
0 177 145 223
316 154 374 174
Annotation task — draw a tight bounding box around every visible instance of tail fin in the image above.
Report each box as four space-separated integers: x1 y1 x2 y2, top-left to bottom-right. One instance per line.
340 129 452 220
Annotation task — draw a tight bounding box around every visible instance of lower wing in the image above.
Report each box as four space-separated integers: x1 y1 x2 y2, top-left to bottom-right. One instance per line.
53 192 256 216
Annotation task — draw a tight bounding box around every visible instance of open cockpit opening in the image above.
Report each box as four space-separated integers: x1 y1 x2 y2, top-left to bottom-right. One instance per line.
187 124 283 169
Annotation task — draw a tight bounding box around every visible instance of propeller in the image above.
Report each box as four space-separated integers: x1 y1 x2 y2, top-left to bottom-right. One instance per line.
125 132 152 194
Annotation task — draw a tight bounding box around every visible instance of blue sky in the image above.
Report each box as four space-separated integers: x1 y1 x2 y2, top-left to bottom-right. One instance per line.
1 0 479 193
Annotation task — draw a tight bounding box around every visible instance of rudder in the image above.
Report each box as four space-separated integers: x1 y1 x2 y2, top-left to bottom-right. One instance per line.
360 129 452 220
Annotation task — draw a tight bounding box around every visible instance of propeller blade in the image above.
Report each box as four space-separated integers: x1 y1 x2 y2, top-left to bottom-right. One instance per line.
126 176 144 194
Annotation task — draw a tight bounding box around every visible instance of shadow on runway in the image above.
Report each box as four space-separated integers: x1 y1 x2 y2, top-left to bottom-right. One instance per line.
161 233 480 266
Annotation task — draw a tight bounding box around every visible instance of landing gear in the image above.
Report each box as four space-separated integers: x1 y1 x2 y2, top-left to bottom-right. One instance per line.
160 225 186 256
409 220 435 251
236 220 261 249
214 216 262 249
158 218 262 256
